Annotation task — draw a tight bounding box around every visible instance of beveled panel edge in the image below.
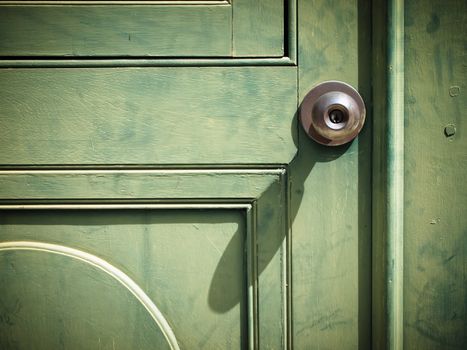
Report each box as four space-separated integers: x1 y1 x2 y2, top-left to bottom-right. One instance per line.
246 204 258 350
0 57 296 67
0 240 181 350
0 1 228 4
0 203 253 210
286 0 297 63
0 202 259 349
0 168 286 175
280 168 291 350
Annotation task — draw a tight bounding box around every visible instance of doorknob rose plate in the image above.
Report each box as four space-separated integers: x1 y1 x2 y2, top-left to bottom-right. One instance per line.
300 81 366 146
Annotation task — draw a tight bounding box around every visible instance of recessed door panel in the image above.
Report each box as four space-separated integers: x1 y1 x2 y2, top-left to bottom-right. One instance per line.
0 209 246 349
0 0 284 57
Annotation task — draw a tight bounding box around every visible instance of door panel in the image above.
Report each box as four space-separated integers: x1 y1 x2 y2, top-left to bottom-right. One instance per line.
0 67 297 165
0 0 284 57
0 169 288 349
1 209 246 349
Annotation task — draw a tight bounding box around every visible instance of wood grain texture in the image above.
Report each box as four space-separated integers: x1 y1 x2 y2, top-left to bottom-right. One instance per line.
0 170 283 199
0 5 231 57
371 0 389 348
0 67 297 165
0 1 285 58
0 210 245 349
292 0 372 348
386 0 405 348
404 1 466 349
0 57 296 68
233 0 284 57
0 170 289 349
0 249 174 350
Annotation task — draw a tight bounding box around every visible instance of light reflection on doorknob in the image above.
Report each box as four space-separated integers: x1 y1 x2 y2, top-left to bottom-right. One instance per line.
300 81 366 146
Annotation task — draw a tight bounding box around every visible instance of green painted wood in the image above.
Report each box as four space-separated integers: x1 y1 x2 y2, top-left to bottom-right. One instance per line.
0 67 297 165
404 1 466 349
233 0 284 57
0 248 173 350
0 209 245 349
0 170 288 349
371 0 389 349
387 0 405 349
0 1 284 57
0 5 231 57
0 57 296 68
292 0 372 348
1 1 465 349
0 169 284 199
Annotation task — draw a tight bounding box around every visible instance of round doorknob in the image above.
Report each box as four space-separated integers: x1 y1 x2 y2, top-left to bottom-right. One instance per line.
300 81 366 146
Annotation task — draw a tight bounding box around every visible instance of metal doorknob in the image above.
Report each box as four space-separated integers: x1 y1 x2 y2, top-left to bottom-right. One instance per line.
300 81 366 146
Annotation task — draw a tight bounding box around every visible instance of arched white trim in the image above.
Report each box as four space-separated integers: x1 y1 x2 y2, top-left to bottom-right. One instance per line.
0 241 180 350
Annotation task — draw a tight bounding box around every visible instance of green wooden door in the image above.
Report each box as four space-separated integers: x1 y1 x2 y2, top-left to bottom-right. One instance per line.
1 1 465 349
0 1 296 348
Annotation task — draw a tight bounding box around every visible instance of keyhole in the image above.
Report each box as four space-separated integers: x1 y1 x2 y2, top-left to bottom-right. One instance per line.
329 109 345 124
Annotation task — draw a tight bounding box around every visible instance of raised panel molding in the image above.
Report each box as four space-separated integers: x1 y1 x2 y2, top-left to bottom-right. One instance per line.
0 169 290 349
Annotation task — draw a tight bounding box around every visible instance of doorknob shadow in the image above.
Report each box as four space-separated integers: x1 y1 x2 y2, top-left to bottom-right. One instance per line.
208 111 351 315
